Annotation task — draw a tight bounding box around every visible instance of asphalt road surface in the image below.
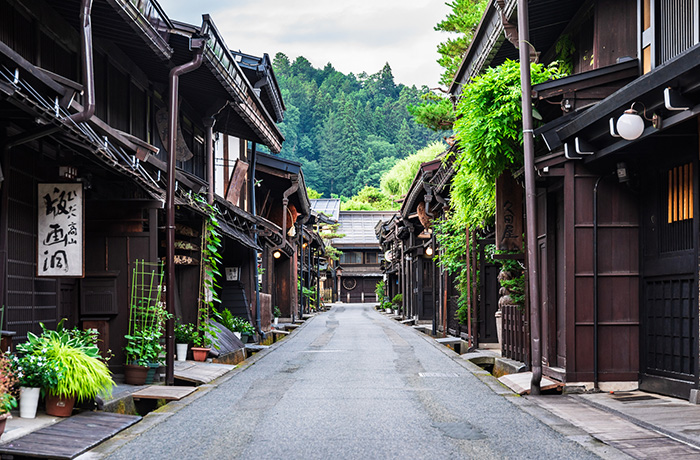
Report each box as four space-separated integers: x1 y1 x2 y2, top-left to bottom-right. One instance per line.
100 303 601 459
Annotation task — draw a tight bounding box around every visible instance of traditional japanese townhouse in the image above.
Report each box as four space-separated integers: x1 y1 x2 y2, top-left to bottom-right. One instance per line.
0 0 284 373
454 0 700 399
310 198 341 302
252 152 311 321
334 211 396 304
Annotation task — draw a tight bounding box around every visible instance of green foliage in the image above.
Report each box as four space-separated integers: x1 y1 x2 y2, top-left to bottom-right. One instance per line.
0 354 16 414
173 320 197 344
11 353 61 389
273 54 445 198
434 0 489 86
18 324 114 401
190 193 224 347
434 214 472 325
375 280 386 304
273 306 282 318
451 60 562 228
484 245 526 306
218 309 255 335
555 34 576 76
41 338 113 400
125 262 169 365
306 187 323 199
391 294 403 306
408 92 455 132
380 142 445 197
341 186 398 211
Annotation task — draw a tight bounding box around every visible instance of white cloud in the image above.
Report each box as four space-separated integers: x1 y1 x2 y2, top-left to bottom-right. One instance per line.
158 0 452 87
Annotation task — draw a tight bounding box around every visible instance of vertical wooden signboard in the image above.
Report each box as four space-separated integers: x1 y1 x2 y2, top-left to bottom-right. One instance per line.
496 171 523 252
37 183 84 277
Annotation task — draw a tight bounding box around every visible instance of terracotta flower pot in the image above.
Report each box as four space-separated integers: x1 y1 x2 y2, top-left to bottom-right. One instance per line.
191 347 210 362
0 412 11 436
45 392 76 417
124 364 149 385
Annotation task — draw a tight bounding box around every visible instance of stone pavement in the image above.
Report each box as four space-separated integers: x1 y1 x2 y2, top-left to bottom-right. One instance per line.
6 304 700 459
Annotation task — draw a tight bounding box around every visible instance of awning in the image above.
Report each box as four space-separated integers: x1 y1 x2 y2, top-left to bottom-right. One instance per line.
218 220 261 251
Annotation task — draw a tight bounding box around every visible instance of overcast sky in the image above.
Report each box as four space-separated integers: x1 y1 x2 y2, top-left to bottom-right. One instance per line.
158 0 452 88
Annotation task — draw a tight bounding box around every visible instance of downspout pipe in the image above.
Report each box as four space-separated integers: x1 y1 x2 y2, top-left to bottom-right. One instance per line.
69 0 95 124
517 0 543 395
593 176 604 390
422 179 437 335
165 40 205 386
281 179 300 240
204 117 215 205
250 143 262 337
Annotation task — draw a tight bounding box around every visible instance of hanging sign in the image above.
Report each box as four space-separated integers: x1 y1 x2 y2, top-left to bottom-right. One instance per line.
495 171 523 252
37 183 84 277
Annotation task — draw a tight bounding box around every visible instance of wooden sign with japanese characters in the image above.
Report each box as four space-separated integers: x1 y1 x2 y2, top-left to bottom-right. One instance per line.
495 171 523 252
37 183 84 277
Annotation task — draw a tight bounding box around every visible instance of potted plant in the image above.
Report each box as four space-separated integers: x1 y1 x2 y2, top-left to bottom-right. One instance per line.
10 354 60 419
17 323 114 417
174 321 197 362
273 306 282 326
124 260 168 383
190 327 212 362
392 294 403 315
0 353 16 434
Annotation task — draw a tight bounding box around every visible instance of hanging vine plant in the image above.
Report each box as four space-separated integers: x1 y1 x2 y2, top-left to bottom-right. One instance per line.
189 193 223 346
436 59 563 324
450 59 563 228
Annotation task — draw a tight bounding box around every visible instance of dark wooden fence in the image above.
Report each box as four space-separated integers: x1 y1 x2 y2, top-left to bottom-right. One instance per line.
502 304 528 363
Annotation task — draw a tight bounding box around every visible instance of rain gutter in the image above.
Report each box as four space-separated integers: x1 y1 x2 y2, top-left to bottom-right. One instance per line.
517 0 543 395
165 38 205 386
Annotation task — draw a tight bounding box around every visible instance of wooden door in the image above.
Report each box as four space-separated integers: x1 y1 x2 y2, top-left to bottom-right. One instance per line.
640 159 699 398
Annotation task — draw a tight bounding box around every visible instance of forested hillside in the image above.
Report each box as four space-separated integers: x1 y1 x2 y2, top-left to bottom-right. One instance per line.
272 53 445 198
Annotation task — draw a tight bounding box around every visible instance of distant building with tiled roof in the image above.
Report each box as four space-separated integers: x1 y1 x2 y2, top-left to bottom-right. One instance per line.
334 210 398 303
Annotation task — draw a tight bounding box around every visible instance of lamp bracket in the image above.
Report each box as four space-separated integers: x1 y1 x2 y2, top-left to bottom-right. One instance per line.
664 87 690 111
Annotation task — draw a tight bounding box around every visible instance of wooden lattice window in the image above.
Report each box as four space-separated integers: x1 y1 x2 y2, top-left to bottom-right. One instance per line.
660 162 694 253
667 163 693 223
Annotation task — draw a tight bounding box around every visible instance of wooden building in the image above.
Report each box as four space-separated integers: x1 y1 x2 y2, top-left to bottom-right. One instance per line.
452 0 700 399
332 211 396 304
0 0 285 370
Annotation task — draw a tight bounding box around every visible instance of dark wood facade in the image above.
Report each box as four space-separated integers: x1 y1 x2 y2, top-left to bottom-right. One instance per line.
450 0 700 399
0 0 287 370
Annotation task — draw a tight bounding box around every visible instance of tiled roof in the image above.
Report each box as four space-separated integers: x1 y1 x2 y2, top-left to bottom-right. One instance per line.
335 211 398 246
310 199 341 221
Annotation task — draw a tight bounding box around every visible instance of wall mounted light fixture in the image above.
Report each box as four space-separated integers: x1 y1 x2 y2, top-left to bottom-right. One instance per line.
616 104 645 141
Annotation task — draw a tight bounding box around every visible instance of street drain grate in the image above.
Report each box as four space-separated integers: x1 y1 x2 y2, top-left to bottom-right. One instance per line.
613 395 659 402
418 372 460 378
433 422 486 441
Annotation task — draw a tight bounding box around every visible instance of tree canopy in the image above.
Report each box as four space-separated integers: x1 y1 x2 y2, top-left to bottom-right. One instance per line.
273 54 444 199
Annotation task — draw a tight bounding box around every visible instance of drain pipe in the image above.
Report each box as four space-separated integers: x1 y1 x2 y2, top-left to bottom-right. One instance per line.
165 40 205 386
70 0 95 124
593 176 604 390
249 143 262 337
204 117 215 205
517 0 543 395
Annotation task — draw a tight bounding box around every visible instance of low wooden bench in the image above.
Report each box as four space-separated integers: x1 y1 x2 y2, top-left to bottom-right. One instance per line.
413 324 430 334
436 336 465 354
245 343 269 357
271 329 290 342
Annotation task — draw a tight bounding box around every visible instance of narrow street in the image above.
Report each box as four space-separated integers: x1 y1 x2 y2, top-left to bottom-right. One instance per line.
94 304 603 459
